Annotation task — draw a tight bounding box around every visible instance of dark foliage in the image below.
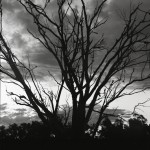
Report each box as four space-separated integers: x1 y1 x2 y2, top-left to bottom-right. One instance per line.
0 114 150 150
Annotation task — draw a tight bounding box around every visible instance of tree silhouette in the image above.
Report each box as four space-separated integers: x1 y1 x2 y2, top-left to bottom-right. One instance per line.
1 0 150 139
0 115 150 149
127 113 148 141
0 125 7 140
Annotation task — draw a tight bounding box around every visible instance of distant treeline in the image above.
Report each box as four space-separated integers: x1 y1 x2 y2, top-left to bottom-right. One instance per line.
0 113 150 150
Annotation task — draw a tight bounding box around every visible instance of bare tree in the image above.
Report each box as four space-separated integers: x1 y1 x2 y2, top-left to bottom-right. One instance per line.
1 0 150 139
0 12 65 137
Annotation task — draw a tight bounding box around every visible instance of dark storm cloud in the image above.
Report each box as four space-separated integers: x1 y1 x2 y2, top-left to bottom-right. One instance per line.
3 0 150 48
2 0 22 13
12 0 59 35
98 0 150 89
94 0 150 44
110 0 150 11
3 1 60 67
1 0 60 80
2 0 38 34
25 43 61 80
30 46 58 67
16 10 39 35
10 32 28 48
2 0 150 85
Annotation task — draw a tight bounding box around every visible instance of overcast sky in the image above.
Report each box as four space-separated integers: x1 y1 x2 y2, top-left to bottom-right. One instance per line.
1 0 150 125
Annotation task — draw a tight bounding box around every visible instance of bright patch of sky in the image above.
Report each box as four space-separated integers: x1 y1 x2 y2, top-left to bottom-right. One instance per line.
1 80 150 124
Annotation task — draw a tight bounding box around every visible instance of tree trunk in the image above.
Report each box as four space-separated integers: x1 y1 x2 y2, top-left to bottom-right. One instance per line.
72 100 86 139
92 109 104 138
47 115 65 137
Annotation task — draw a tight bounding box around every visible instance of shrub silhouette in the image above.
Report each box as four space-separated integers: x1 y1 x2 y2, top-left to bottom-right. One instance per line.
92 114 150 142
0 113 150 150
0 125 8 140
125 114 149 141
0 121 52 142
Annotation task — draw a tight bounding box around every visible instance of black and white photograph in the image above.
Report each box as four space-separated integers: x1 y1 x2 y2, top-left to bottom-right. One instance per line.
1 0 150 149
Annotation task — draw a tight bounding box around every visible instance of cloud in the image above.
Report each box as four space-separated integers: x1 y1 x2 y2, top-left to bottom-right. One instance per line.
0 108 39 126
0 103 7 111
1 1 61 80
2 0 37 33
110 0 150 11
2 0 22 13
10 32 28 49
104 108 131 122
91 0 150 44
16 11 39 35
2 0 150 88
12 108 27 117
2 0 60 68
0 103 10 117
88 107 130 124
0 115 39 126
30 45 58 67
